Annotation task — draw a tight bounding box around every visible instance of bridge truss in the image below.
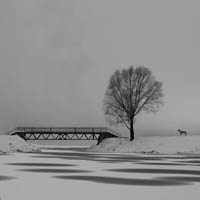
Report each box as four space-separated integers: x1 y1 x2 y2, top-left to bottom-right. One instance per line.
10 127 121 144
22 132 100 141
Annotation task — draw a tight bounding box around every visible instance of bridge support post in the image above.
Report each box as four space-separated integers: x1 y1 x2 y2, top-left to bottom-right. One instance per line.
97 133 104 145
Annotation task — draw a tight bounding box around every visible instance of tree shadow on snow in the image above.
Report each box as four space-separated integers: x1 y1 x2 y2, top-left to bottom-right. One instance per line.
158 176 200 183
17 168 92 173
52 175 189 186
0 176 16 181
177 160 200 164
135 162 190 166
106 168 200 176
5 163 76 167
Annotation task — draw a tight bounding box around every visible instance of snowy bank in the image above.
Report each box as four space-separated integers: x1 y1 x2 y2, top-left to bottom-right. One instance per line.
87 136 200 154
0 135 40 153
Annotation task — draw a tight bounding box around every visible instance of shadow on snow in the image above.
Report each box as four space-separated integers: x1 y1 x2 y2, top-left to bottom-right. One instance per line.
106 168 200 176
5 163 76 167
17 168 93 173
0 176 16 181
52 175 189 186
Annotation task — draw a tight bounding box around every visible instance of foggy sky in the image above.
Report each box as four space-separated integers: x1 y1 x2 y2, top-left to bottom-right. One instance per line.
0 0 200 136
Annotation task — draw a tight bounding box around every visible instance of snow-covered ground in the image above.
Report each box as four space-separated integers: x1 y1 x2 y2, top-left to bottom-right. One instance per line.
1 135 200 199
87 136 200 154
0 146 200 200
0 135 40 153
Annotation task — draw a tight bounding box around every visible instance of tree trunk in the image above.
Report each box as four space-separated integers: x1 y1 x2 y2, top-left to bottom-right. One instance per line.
130 120 135 141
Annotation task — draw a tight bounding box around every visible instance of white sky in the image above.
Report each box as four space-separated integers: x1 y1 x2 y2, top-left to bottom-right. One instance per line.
0 0 200 136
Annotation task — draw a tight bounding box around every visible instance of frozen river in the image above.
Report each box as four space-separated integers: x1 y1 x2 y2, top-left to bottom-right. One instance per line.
1 146 200 200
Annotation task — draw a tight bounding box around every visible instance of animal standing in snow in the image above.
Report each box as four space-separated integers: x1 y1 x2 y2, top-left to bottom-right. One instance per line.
178 129 187 136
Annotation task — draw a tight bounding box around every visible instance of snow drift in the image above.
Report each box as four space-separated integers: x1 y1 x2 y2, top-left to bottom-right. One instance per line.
87 136 200 154
0 135 40 153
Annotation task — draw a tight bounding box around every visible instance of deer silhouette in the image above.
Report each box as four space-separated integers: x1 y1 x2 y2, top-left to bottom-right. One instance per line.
178 129 187 136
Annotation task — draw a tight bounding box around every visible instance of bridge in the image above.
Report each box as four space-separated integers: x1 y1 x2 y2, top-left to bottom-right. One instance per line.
9 127 121 144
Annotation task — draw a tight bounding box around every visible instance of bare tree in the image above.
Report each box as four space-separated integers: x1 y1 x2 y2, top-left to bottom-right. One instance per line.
104 66 163 141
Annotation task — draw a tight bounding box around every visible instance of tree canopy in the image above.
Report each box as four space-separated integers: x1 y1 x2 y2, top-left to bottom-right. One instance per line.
104 66 163 140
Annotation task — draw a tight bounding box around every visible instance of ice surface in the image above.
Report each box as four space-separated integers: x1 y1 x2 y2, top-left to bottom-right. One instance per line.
1 146 200 200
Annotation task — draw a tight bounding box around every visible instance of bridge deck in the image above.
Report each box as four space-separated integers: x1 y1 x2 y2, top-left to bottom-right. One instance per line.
10 127 121 144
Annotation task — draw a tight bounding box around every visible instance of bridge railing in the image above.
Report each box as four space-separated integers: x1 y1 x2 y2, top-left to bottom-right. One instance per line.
15 127 120 136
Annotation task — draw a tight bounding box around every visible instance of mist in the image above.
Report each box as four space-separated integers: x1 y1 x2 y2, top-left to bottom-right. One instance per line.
0 0 200 136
